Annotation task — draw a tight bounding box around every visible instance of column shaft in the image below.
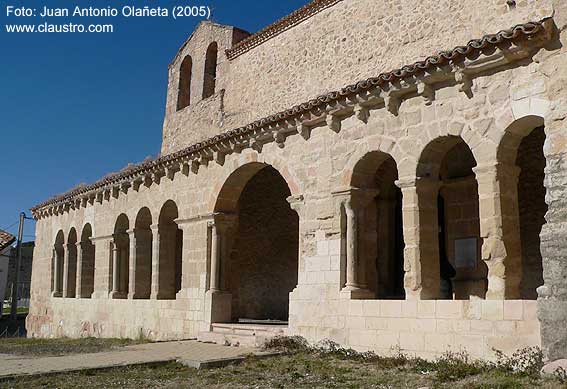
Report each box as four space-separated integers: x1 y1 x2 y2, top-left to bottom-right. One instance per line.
209 222 220 292
75 242 83 298
150 226 161 299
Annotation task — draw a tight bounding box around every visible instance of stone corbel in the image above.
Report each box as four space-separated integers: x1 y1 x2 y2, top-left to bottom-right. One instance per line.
296 121 311 140
354 104 370 124
286 194 305 216
213 149 226 166
132 178 143 191
96 191 104 204
190 159 200 174
453 64 473 96
272 130 286 148
417 82 435 105
326 114 341 133
153 170 165 185
166 164 180 180
249 137 263 153
120 181 131 194
80 197 88 208
383 92 400 116
111 186 120 199
143 174 153 188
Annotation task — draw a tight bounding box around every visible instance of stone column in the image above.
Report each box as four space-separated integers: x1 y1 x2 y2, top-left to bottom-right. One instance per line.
208 220 220 292
474 163 522 299
127 229 137 299
205 213 237 325
75 242 83 299
173 221 192 299
89 235 113 299
62 243 70 298
51 247 62 297
150 224 161 299
110 241 121 299
396 177 441 300
287 195 305 292
332 188 376 299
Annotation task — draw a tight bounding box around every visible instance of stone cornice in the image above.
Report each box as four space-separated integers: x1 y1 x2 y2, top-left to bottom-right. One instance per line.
30 19 552 220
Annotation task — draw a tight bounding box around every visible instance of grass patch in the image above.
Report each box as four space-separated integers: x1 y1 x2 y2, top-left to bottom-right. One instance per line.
0 336 564 388
0 337 147 357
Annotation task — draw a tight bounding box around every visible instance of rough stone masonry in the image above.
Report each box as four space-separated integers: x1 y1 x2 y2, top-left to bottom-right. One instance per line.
26 0 567 362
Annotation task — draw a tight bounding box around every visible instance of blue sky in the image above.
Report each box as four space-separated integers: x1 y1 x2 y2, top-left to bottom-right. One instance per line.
0 0 310 240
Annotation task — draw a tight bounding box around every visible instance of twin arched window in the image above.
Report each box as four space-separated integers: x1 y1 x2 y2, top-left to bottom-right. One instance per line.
176 42 218 111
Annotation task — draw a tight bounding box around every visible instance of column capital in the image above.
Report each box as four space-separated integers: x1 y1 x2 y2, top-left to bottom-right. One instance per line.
90 234 114 243
150 223 160 232
395 176 440 190
286 194 305 213
209 213 238 232
332 187 379 209
473 163 520 179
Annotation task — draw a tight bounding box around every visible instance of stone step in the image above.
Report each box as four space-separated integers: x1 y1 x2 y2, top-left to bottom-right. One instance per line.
198 323 288 348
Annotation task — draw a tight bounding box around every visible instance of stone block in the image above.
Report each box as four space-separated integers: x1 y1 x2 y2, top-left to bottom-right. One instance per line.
503 300 524 321
481 301 504 321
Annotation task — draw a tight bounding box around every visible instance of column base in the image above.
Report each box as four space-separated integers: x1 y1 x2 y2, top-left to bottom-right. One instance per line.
51 291 62 298
205 290 232 325
340 287 375 300
110 291 127 299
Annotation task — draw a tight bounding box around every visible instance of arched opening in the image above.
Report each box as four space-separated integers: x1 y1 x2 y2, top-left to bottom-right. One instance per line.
202 42 218 99
498 116 547 300
214 163 299 323
111 214 130 299
176 55 192 111
65 228 78 298
78 224 95 298
351 152 404 299
52 230 65 297
417 136 486 300
133 207 153 299
157 201 182 300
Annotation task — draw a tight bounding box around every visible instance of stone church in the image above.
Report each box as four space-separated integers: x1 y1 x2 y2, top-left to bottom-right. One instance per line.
27 0 567 361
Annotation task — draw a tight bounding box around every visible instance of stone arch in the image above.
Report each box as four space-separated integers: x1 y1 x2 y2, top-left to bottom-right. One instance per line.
52 230 65 297
202 42 218 99
111 214 129 299
132 207 153 299
78 223 95 298
496 114 547 299
350 151 405 299
64 227 78 298
414 136 486 300
211 157 301 213
212 162 299 322
156 200 182 300
177 55 193 111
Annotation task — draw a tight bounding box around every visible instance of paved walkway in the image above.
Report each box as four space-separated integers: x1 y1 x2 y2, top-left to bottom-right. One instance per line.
0 340 258 378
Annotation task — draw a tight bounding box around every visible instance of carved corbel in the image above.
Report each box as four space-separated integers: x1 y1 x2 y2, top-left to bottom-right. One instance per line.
453 64 473 96
213 149 226 166
96 192 104 204
383 92 400 116
272 130 285 148
249 137 263 153
295 121 311 140
181 162 190 176
143 174 153 188
152 170 165 185
417 82 435 105
326 114 341 133
133 178 143 191
190 159 200 174
166 164 180 180
111 186 120 199
120 181 131 194
354 104 370 124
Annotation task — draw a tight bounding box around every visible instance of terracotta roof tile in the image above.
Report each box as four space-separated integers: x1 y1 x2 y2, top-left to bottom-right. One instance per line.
0 230 16 252
30 19 548 214
226 0 343 60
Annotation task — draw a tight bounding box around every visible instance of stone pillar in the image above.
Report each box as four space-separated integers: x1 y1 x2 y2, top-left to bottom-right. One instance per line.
150 224 161 299
110 241 121 299
474 163 522 299
89 235 113 299
208 220 220 292
205 213 237 325
75 242 83 299
287 195 305 293
62 243 70 298
127 229 137 299
51 247 62 297
332 188 376 299
396 177 441 300
174 221 192 299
